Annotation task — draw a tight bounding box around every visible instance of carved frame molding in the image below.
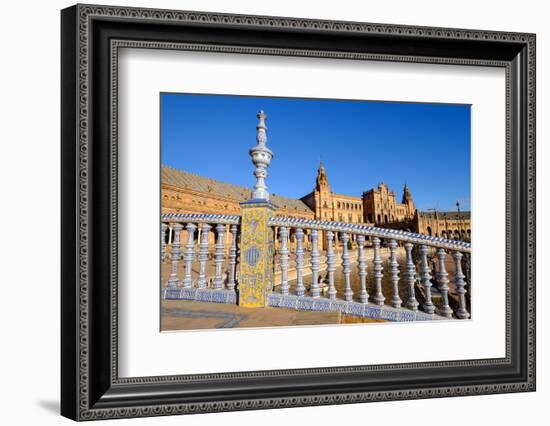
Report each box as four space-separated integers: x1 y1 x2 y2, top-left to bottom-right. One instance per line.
61 4 535 420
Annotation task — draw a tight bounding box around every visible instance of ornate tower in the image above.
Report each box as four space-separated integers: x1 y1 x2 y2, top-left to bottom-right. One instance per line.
314 160 332 220
402 183 416 219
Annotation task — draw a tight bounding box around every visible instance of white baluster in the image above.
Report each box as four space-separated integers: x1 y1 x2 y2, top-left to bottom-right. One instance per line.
326 231 336 300
213 224 226 289
168 225 173 249
227 225 238 291
453 251 470 319
404 242 419 311
182 223 197 288
167 223 182 288
419 245 435 314
357 235 368 303
295 228 305 296
197 223 211 289
389 239 402 308
341 233 352 301
436 248 453 318
372 237 385 305
310 229 320 298
279 226 289 295
161 222 167 262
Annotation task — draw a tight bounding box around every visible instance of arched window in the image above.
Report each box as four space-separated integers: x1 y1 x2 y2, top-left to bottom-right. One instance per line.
377 214 381 223
427 226 432 236
384 214 388 224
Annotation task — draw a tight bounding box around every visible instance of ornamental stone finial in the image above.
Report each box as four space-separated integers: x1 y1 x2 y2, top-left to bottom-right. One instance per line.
249 110 273 200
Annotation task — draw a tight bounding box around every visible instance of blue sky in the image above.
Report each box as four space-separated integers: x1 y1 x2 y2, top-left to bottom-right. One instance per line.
161 93 471 211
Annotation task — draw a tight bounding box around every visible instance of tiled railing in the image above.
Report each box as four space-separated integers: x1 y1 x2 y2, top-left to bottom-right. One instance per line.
268 216 470 320
161 213 471 320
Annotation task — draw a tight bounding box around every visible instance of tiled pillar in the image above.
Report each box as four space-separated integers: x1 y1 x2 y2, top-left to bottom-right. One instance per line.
238 200 277 307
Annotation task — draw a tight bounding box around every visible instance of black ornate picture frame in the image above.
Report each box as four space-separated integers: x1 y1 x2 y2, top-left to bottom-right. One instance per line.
61 3 536 421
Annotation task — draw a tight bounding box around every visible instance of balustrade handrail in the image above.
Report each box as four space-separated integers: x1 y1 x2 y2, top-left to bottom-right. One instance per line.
162 213 240 225
268 216 471 253
161 213 471 252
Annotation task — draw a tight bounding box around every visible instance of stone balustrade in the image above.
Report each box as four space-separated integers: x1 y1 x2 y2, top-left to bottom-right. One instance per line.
268 216 471 320
160 213 471 321
161 213 240 303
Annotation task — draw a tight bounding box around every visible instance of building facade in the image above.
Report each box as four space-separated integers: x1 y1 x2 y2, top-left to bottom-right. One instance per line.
300 162 417 228
415 210 471 240
161 162 471 242
162 165 313 219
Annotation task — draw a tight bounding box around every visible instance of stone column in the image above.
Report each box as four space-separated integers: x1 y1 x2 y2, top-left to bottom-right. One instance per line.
357 234 368 303
161 222 167 262
279 226 290 296
310 229 320 298
372 237 385 305
196 223 211 289
168 224 173 246
167 223 182 288
182 223 196 288
227 225 238 291
404 242 419 311
213 224 226 289
341 233 353 302
453 251 470 319
389 239 402 308
238 109 277 307
295 228 305 296
419 245 435 314
436 248 453 318
326 231 336 300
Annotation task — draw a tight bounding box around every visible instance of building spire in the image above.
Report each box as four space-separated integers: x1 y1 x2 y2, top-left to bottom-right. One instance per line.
316 159 329 190
249 110 273 200
402 182 414 210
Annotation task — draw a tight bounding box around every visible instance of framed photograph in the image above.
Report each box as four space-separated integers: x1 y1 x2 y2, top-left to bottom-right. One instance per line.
61 4 536 421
